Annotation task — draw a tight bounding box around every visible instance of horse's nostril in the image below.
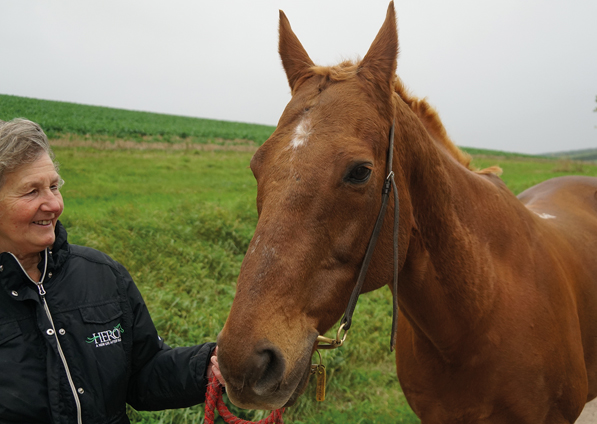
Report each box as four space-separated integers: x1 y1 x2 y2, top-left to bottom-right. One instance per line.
251 344 286 396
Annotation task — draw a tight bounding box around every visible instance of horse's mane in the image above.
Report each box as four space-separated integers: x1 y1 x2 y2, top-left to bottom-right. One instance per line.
310 62 501 176
392 77 473 169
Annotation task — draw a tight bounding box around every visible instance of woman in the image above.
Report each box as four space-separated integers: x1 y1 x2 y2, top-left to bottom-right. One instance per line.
0 118 223 424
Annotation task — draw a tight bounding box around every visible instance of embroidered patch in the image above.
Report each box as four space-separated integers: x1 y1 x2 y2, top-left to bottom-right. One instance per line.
86 324 124 347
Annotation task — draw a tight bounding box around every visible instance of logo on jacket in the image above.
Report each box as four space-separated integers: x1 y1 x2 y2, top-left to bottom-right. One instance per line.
86 324 124 347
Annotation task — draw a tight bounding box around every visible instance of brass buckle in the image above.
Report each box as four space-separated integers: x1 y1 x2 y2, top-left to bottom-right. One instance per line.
315 323 348 350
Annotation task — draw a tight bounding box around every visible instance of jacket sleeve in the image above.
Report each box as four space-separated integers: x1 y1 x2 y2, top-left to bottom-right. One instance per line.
120 264 217 410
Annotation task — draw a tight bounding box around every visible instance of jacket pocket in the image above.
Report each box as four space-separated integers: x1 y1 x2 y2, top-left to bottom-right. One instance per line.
0 321 22 345
75 302 128 420
79 301 123 324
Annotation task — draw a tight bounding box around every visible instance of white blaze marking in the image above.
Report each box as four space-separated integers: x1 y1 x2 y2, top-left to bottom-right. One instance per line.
290 117 312 149
535 212 556 220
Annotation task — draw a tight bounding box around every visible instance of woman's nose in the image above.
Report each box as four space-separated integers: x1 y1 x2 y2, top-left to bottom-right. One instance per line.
39 189 62 212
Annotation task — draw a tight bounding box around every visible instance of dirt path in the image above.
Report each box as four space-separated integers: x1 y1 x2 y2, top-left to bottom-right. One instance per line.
49 138 259 152
577 397 597 423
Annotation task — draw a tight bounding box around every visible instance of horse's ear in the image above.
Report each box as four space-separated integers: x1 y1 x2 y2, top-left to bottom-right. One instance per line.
359 2 398 98
279 10 315 94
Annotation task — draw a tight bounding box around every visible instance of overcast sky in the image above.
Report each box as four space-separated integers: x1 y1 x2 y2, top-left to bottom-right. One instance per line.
1 0 596 154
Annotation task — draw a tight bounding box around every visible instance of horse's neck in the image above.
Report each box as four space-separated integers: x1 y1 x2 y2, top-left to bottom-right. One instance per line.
396 119 522 357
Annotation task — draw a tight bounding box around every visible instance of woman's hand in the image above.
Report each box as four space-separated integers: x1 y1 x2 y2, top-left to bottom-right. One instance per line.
207 346 226 387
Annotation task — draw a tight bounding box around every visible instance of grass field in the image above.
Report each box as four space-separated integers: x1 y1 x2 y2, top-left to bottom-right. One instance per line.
3 94 597 423
0 94 275 144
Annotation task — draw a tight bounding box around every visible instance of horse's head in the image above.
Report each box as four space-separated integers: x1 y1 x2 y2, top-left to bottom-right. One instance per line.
217 2 408 409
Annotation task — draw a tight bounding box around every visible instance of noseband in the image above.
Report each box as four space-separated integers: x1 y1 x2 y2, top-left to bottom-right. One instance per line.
317 122 400 352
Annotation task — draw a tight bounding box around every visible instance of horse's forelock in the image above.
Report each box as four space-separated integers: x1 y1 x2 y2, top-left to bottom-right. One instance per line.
309 61 360 82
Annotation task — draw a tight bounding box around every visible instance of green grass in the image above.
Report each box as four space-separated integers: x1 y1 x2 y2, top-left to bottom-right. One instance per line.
0 94 275 144
58 148 257 219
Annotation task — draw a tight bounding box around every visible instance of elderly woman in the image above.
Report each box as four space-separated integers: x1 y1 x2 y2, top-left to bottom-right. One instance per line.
0 118 222 424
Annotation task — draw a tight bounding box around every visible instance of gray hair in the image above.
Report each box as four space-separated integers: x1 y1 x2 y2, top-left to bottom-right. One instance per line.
0 118 58 188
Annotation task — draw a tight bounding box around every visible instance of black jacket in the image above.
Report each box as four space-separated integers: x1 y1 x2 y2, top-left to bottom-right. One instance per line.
0 222 216 424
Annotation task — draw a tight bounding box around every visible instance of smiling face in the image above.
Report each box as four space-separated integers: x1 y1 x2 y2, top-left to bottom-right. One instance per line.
0 153 64 260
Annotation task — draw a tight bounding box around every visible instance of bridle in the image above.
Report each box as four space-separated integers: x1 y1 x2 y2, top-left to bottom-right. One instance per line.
317 121 400 352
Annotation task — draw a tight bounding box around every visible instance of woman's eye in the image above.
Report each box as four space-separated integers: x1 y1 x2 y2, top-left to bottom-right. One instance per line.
50 179 64 191
348 166 372 183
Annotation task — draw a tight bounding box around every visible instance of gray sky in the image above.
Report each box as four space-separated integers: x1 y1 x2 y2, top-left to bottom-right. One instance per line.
1 0 596 154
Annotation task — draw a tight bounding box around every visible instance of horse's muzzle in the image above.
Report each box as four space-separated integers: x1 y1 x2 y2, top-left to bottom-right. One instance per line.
217 336 315 410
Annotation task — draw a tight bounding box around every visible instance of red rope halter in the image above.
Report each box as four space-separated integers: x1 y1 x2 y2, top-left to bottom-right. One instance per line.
204 376 286 424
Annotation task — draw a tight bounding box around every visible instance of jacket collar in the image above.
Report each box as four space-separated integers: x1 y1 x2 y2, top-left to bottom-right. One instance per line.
0 221 70 298
46 220 70 271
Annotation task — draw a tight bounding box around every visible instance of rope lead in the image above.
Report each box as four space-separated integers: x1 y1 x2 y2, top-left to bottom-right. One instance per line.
204 376 286 424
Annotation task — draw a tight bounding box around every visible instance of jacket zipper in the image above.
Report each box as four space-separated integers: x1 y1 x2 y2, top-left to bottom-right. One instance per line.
39 290 83 424
10 250 83 424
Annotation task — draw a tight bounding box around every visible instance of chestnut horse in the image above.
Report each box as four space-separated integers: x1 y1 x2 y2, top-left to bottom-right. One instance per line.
217 3 597 422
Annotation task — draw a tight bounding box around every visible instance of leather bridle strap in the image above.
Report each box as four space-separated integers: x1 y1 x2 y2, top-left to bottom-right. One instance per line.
318 122 399 352
389 130 399 351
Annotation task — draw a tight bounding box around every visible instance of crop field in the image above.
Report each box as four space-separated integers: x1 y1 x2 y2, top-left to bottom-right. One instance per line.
0 94 275 144
2 95 597 423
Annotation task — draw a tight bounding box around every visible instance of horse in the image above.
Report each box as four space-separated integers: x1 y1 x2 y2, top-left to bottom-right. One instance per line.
216 3 597 422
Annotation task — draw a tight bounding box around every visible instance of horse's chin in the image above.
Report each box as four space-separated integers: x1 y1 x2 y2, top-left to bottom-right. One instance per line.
226 358 313 410
282 362 313 407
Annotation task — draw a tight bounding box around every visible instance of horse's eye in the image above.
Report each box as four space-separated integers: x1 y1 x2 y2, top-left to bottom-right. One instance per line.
347 165 372 184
